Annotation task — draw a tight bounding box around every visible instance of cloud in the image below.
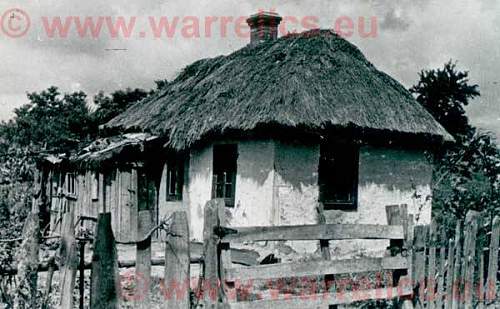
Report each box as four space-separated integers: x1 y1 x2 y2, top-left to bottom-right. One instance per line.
380 8 410 31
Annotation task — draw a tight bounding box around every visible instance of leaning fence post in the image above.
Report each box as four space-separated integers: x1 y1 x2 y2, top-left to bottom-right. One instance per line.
136 210 152 309
59 207 78 309
90 213 120 309
203 199 223 308
164 211 190 309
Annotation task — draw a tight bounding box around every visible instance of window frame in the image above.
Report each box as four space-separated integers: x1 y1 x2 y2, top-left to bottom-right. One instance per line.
318 143 359 211
212 144 238 207
166 154 185 202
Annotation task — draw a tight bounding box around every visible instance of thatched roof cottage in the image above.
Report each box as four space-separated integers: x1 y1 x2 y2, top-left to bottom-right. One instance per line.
44 12 451 256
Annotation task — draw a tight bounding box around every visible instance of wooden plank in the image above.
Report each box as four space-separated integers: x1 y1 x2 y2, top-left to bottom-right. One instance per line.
317 203 331 260
59 208 78 309
164 211 190 309
202 199 223 308
136 210 152 309
225 256 408 282
445 223 457 309
13 210 40 308
485 216 499 303
91 213 120 309
190 242 259 266
462 211 479 309
427 220 437 309
451 222 462 309
413 225 427 290
477 252 485 309
436 230 447 309
229 286 413 309
221 224 404 242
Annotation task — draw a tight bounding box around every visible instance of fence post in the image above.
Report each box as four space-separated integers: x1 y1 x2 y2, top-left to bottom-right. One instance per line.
386 205 413 309
427 220 437 309
13 170 42 309
136 210 152 309
203 199 223 308
59 208 78 309
485 216 499 303
462 211 479 309
91 213 120 309
451 222 462 309
164 211 190 309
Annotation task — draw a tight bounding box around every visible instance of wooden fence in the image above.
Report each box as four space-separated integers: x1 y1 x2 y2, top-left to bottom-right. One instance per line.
411 211 500 309
2 199 499 309
202 200 414 309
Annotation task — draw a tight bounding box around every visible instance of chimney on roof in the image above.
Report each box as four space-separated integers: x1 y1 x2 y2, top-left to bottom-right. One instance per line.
246 11 282 46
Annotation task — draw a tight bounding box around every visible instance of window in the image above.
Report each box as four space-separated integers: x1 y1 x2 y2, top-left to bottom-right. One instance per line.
166 155 184 201
318 144 359 210
212 144 237 207
66 173 76 195
91 173 99 200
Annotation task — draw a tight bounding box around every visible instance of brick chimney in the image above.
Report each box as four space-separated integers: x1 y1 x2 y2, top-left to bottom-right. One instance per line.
246 12 282 46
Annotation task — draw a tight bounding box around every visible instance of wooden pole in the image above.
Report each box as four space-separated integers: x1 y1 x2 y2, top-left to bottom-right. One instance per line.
485 216 499 303
136 210 152 309
451 222 462 309
79 241 85 309
59 208 78 309
90 213 119 309
462 211 479 309
13 170 42 309
427 220 437 309
164 211 191 309
203 199 222 308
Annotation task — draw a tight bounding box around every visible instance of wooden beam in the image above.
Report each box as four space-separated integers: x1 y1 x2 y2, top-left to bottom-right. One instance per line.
164 211 190 309
225 256 408 282
485 216 499 303
136 210 152 309
221 224 404 242
91 213 119 309
202 199 223 308
229 286 413 309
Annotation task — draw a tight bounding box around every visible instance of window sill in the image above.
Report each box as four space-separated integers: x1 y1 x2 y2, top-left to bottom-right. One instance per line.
322 201 357 211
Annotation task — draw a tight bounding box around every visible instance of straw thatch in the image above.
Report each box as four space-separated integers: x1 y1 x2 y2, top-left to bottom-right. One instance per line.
105 29 452 150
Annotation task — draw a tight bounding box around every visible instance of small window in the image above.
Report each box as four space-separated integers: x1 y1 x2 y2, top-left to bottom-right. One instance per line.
91 173 99 200
166 155 184 201
212 144 237 207
318 144 359 210
66 173 76 195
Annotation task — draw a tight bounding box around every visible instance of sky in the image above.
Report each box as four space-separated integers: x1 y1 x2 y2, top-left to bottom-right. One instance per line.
0 0 499 139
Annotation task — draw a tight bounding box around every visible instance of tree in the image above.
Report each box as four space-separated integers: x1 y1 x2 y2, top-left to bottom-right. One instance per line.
92 88 149 125
411 61 500 222
410 60 480 138
4 86 93 154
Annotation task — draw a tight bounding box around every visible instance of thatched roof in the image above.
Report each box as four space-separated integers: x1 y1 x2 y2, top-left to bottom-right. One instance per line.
105 29 452 149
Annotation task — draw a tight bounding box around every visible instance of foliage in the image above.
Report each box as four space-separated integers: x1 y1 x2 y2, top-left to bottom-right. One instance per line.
92 88 149 125
410 60 480 138
411 60 500 225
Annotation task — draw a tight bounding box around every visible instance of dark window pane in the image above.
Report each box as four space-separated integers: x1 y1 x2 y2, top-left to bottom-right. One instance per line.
213 144 237 207
166 154 184 201
318 144 359 210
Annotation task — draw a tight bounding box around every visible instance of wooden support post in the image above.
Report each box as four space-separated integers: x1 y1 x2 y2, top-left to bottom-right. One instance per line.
462 211 479 309
13 170 42 309
436 230 446 309
164 211 190 309
485 216 499 303
451 222 462 309
427 220 437 309
13 211 40 309
445 229 456 309
386 205 413 309
79 240 86 309
136 210 152 309
59 209 78 309
203 199 223 308
91 213 119 309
